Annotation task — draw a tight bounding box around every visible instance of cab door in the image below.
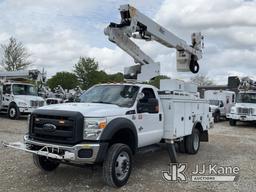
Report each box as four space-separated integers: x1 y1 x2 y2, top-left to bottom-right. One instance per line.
2 84 12 106
135 87 163 147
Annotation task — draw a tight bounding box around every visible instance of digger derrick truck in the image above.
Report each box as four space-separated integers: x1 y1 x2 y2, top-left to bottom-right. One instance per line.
3 4 211 188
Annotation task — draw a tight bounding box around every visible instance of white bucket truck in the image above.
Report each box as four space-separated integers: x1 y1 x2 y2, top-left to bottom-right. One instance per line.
204 90 236 122
2 4 211 187
0 70 45 119
3 79 211 187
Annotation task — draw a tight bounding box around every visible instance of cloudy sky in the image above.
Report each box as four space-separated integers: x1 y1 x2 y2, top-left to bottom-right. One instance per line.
0 0 255 84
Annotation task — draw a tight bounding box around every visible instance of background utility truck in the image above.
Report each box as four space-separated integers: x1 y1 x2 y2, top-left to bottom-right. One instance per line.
0 70 45 119
3 4 211 187
204 90 236 122
227 77 256 126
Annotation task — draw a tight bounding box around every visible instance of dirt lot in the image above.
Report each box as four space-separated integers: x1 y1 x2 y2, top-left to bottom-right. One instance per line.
0 115 256 192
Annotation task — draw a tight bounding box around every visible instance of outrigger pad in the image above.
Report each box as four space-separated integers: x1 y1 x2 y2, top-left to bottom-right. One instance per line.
167 143 177 163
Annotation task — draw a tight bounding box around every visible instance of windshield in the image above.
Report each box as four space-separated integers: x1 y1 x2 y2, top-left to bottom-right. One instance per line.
80 85 139 107
209 100 220 106
237 93 256 103
12 84 37 96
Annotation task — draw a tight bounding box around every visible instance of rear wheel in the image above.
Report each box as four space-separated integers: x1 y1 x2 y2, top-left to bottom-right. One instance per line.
103 143 132 188
185 129 200 154
33 154 60 171
8 104 20 120
178 139 186 153
229 119 237 126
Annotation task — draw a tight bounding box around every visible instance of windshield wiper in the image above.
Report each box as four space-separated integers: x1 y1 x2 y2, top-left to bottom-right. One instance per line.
91 101 119 106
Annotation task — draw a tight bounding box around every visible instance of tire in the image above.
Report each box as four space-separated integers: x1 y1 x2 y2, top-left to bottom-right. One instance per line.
185 129 200 154
229 119 236 126
214 112 220 122
33 154 60 171
189 59 199 74
103 143 132 188
8 104 20 120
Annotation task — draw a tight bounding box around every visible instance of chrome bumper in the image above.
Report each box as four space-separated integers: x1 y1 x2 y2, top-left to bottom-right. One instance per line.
227 113 256 121
2 135 101 164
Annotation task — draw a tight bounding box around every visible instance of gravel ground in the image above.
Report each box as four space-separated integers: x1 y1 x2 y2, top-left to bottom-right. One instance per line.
0 115 256 192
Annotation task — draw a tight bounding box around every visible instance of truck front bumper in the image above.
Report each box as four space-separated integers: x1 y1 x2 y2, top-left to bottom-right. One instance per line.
3 135 108 164
19 107 37 114
226 113 256 121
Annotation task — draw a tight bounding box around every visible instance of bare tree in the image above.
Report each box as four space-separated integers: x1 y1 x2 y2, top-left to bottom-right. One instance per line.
1 37 31 71
190 74 214 86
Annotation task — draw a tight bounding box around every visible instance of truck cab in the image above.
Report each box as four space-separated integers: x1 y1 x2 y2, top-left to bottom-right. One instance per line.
227 90 256 126
0 82 45 119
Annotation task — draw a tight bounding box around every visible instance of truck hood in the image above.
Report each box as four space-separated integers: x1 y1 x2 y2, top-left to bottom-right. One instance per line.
235 103 256 108
39 102 129 117
209 105 218 111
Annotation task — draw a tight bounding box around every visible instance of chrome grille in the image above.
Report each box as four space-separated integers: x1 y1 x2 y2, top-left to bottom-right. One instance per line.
237 108 252 115
31 100 44 108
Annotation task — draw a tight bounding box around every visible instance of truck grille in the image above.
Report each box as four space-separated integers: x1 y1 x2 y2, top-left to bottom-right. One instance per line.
29 110 84 144
237 107 252 115
31 100 44 108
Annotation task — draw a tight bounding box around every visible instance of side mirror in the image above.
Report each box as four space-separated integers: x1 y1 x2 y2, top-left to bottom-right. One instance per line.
137 92 145 100
220 102 224 107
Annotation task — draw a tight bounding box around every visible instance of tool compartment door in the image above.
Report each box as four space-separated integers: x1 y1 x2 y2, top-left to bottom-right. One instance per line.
184 102 193 135
173 101 185 138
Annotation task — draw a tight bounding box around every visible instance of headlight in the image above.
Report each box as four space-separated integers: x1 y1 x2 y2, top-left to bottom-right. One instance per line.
230 107 236 114
18 101 28 107
83 118 107 140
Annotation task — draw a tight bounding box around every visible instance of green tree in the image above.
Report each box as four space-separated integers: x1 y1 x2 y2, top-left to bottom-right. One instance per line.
1 37 31 71
47 72 79 90
74 57 110 89
149 75 170 88
74 57 124 89
190 74 214 86
108 72 124 82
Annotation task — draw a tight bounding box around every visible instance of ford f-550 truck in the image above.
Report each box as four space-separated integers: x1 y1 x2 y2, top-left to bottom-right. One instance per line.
4 80 212 187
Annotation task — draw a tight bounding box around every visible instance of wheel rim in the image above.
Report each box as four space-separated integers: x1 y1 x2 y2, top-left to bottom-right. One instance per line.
9 108 16 117
115 151 130 181
193 133 199 151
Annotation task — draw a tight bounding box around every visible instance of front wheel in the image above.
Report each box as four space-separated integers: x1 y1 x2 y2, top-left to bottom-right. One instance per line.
103 143 132 188
33 154 60 171
185 129 200 154
229 119 237 126
8 104 20 120
214 112 221 122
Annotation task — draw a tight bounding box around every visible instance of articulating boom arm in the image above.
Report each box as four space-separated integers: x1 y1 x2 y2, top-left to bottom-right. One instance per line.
104 4 204 81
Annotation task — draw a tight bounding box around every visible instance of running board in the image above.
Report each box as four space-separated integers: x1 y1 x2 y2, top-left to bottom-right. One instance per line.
137 144 161 154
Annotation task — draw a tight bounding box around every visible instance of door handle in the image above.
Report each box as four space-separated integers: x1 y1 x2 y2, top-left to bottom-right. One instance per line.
139 126 143 131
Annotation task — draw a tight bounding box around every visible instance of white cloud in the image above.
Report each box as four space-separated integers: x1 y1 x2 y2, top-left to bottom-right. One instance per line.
0 0 255 85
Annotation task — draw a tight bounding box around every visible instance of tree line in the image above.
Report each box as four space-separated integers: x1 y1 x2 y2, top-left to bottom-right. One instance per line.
1 37 214 90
